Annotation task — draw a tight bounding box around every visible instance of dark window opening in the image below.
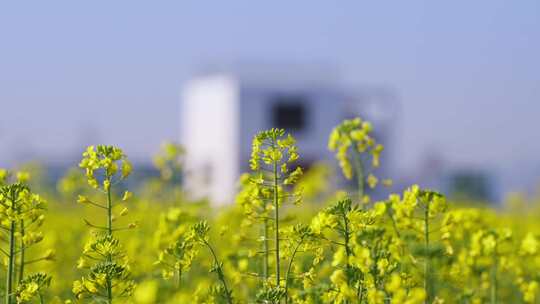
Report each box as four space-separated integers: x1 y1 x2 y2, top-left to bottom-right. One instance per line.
272 97 307 131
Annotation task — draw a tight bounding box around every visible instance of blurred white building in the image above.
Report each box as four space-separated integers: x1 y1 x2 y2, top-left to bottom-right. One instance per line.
181 68 397 204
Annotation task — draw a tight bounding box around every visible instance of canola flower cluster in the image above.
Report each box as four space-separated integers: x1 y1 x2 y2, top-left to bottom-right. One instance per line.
1 171 52 304
72 146 136 303
1 118 540 303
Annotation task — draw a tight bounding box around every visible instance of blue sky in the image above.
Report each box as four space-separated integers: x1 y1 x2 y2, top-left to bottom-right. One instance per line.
1 1 539 190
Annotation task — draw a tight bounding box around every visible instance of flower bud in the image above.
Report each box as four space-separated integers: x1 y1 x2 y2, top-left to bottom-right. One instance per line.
119 207 129 216
77 195 89 204
122 191 132 201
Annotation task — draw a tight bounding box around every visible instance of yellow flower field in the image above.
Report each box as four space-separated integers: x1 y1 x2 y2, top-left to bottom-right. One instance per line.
1 118 540 303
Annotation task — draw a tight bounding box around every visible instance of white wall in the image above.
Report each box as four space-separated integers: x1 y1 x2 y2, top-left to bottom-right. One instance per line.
181 74 240 205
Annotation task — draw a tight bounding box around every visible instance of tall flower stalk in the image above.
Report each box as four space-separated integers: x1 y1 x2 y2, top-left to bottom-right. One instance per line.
236 173 273 281
73 145 136 303
0 176 49 304
389 186 447 304
418 189 445 303
154 207 198 289
328 117 384 207
283 224 315 304
246 129 302 300
192 221 233 304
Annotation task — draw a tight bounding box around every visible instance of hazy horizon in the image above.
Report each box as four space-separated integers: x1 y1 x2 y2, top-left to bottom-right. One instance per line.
1 1 539 193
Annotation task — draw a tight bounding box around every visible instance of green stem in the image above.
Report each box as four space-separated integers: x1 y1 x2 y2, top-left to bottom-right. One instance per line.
204 241 233 304
6 220 15 304
106 180 113 304
284 238 305 304
263 220 269 281
177 268 182 289
39 293 44 304
18 220 25 283
386 207 405 273
342 212 352 281
273 159 280 287
342 211 352 304
106 181 113 236
490 248 498 304
352 150 365 208
385 207 401 239
424 201 431 304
